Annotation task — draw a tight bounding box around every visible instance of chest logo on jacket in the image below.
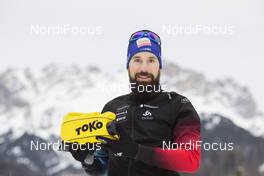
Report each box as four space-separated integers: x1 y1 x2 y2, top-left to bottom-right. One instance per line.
141 110 154 120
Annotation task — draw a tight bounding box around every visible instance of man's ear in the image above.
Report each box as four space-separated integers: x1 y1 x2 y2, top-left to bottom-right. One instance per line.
127 67 134 79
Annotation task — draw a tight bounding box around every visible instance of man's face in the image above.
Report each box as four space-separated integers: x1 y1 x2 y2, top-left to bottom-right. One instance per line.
128 52 160 85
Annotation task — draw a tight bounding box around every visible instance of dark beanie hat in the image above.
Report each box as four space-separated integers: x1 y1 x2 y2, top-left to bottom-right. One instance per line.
127 30 162 68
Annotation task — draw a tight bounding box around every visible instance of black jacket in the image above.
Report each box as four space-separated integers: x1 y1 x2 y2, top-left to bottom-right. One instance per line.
84 91 200 176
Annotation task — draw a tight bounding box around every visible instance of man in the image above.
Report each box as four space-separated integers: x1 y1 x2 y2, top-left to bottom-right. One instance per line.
70 30 201 176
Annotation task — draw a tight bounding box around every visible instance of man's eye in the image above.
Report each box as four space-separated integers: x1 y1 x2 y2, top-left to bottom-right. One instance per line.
134 58 141 63
149 59 155 63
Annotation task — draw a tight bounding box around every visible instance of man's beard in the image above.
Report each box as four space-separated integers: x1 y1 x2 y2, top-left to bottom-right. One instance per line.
128 71 161 94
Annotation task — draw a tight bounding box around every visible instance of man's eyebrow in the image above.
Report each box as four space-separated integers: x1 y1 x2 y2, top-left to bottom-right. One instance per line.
148 56 156 59
132 56 141 59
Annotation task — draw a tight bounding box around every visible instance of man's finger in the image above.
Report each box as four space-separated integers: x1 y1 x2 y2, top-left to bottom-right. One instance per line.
96 136 111 144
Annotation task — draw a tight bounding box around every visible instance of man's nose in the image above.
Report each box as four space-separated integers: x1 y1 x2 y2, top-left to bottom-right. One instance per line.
139 62 149 72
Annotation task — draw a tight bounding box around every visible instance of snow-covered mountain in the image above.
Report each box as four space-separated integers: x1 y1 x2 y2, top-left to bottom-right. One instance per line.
1 62 262 139
162 63 264 137
0 62 263 176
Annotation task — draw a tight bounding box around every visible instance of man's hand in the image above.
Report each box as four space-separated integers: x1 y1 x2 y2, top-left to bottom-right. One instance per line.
96 122 139 159
60 141 94 163
69 143 94 163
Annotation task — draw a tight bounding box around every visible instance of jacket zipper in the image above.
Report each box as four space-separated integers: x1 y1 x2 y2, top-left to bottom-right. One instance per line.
131 106 135 138
128 105 136 176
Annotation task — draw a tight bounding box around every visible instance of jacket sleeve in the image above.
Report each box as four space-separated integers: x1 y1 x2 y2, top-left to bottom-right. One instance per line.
82 149 108 176
83 103 111 176
135 98 201 173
